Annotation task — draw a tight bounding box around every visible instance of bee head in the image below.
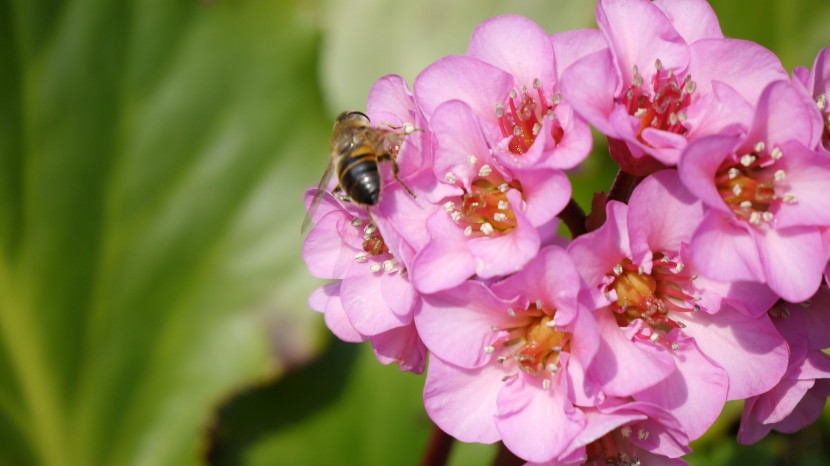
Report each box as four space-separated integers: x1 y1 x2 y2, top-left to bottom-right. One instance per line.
336 111 371 126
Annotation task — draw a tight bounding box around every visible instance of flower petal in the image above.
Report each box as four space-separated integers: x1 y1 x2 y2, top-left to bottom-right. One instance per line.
690 211 763 282
370 323 426 373
410 211 476 293
651 0 722 42
773 140 830 228
550 29 608 78
559 48 621 138
757 225 825 302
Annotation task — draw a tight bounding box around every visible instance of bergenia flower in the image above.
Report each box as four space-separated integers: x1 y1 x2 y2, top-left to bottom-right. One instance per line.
739 287 830 444
568 170 788 439
793 46 830 153
409 100 568 293
560 0 788 175
414 14 593 171
679 80 830 302
303 190 426 372
416 247 598 463
540 400 691 466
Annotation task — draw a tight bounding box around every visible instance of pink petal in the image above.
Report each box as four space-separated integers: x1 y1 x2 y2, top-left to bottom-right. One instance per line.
690 211 763 282
559 48 621 138
757 226 825 302
751 377 813 425
772 381 830 433
675 305 788 400
414 55 513 123
370 323 426 373
496 375 586 463
430 100 491 190
689 39 788 107
597 0 689 89
628 170 703 268
774 140 830 228
423 355 503 443
468 190 541 279
639 129 687 166
678 134 740 213
410 211 476 294
634 337 728 440
550 29 608 78
568 201 630 287
415 281 518 369
651 0 723 42
467 15 556 92
314 283 364 343
367 74 417 123
546 104 594 170
684 81 754 141
587 309 676 397
379 272 415 319
518 168 571 226
340 268 409 336
303 211 358 279
746 80 819 150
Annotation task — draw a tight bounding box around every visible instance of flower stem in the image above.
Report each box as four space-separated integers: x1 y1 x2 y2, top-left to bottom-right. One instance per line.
421 424 454 466
608 169 644 204
557 198 587 238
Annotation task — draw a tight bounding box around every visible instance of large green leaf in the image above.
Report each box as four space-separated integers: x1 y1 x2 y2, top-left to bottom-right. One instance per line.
0 0 330 465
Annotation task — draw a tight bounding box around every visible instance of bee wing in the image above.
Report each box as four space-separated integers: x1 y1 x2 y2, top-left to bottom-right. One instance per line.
301 162 335 234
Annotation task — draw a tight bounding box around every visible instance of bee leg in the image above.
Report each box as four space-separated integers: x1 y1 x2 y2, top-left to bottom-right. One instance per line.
380 154 416 199
332 185 351 203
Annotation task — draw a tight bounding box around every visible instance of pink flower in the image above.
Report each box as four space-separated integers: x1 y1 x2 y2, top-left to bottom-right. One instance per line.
414 14 593 171
409 100 568 293
739 286 830 444
679 80 830 302
793 46 830 153
560 0 788 175
531 400 691 466
303 191 426 372
416 247 598 463
302 75 433 372
568 170 788 439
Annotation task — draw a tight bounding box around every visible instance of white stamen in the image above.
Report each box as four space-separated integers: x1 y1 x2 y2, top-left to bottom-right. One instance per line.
402 123 415 134
762 212 774 222
445 172 457 183
740 154 756 167
650 333 660 343
542 379 551 390
351 218 363 227
655 58 663 70
495 103 505 118
771 147 783 160
444 201 456 212
673 262 684 273
774 169 786 181
749 211 761 225
464 226 473 237
493 212 508 223
498 200 510 211
671 342 680 350
633 108 647 118
740 200 753 209
468 154 478 167
369 263 382 273
754 141 766 153
533 78 542 89
535 299 543 309
450 211 462 222
677 110 687 122
484 345 495 354
732 185 743 196
480 222 494 236
354 252 368 263
817 93 827 111
638 265 645 275
382 260 396 273
513 126 522 137
621 426 633 438
509 89 518 99
478 165 493 177
546 109 555 120
669 112 678 125
683 80 697 95
547 363 559 374
498 183 509 193
728 167 741 179
638 429 650 441
545 320 556 329
613 264 624 275
507 307 516 318
364 223 376 235
551 93 561 105
783 193 797 204
532 123 542 136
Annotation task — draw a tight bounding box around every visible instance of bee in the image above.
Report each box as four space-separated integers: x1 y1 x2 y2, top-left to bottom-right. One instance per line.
302 111 416 232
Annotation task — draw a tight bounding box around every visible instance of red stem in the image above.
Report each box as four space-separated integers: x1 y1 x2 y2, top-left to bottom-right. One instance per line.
421 424 454 466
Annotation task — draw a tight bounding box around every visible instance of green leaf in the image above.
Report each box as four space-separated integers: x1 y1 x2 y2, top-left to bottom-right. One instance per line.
0 0 331 465
208 339 431 466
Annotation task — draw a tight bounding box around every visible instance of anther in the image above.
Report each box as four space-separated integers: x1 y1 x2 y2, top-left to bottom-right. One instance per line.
354 252 368 263
754 141 766 153
443 201 455 212
507 307 516 318
732 185 743 196
498 183 509 193
650 333 660 343
740 200 753 208
382 259 396 273
783 193 797 203
655 58 663 70
774 169 786 181
484 345 495 354
633 108 647 117
532 123 541 136
464 226 473 237
671 342 679 350
351 218 363 227
445 172 457 183
542 379 551 390
369 263 382 272
533 78 542 90
480 222 494 236
364 223 376 235
762 212 773 222
613 264 624 275
498 200 509 210
740 154 756 167
817 93 827 111
468 155 478 167
493 212 508 222
535 299 543 309
638 429 650 441
771 147 783 160
677 110 687 122
478 165 493 177
495 103 505 118
545 320 556 329
509 89 518 99
551 93 561 105
621 426 632 438
673 262 684 273
749 212 761 225
728 167 741 179
451 211 462 221
683 80 697 95
693 304 701 313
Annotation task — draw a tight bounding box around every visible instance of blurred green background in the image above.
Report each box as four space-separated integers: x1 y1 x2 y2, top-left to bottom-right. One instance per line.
0 0 828 465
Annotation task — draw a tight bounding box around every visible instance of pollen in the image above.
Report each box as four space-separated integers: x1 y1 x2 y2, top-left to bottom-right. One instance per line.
715 145 792 227
449 172 523 239
495 77 563 155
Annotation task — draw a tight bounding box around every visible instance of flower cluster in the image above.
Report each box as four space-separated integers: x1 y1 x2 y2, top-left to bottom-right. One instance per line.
303 1 830 464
